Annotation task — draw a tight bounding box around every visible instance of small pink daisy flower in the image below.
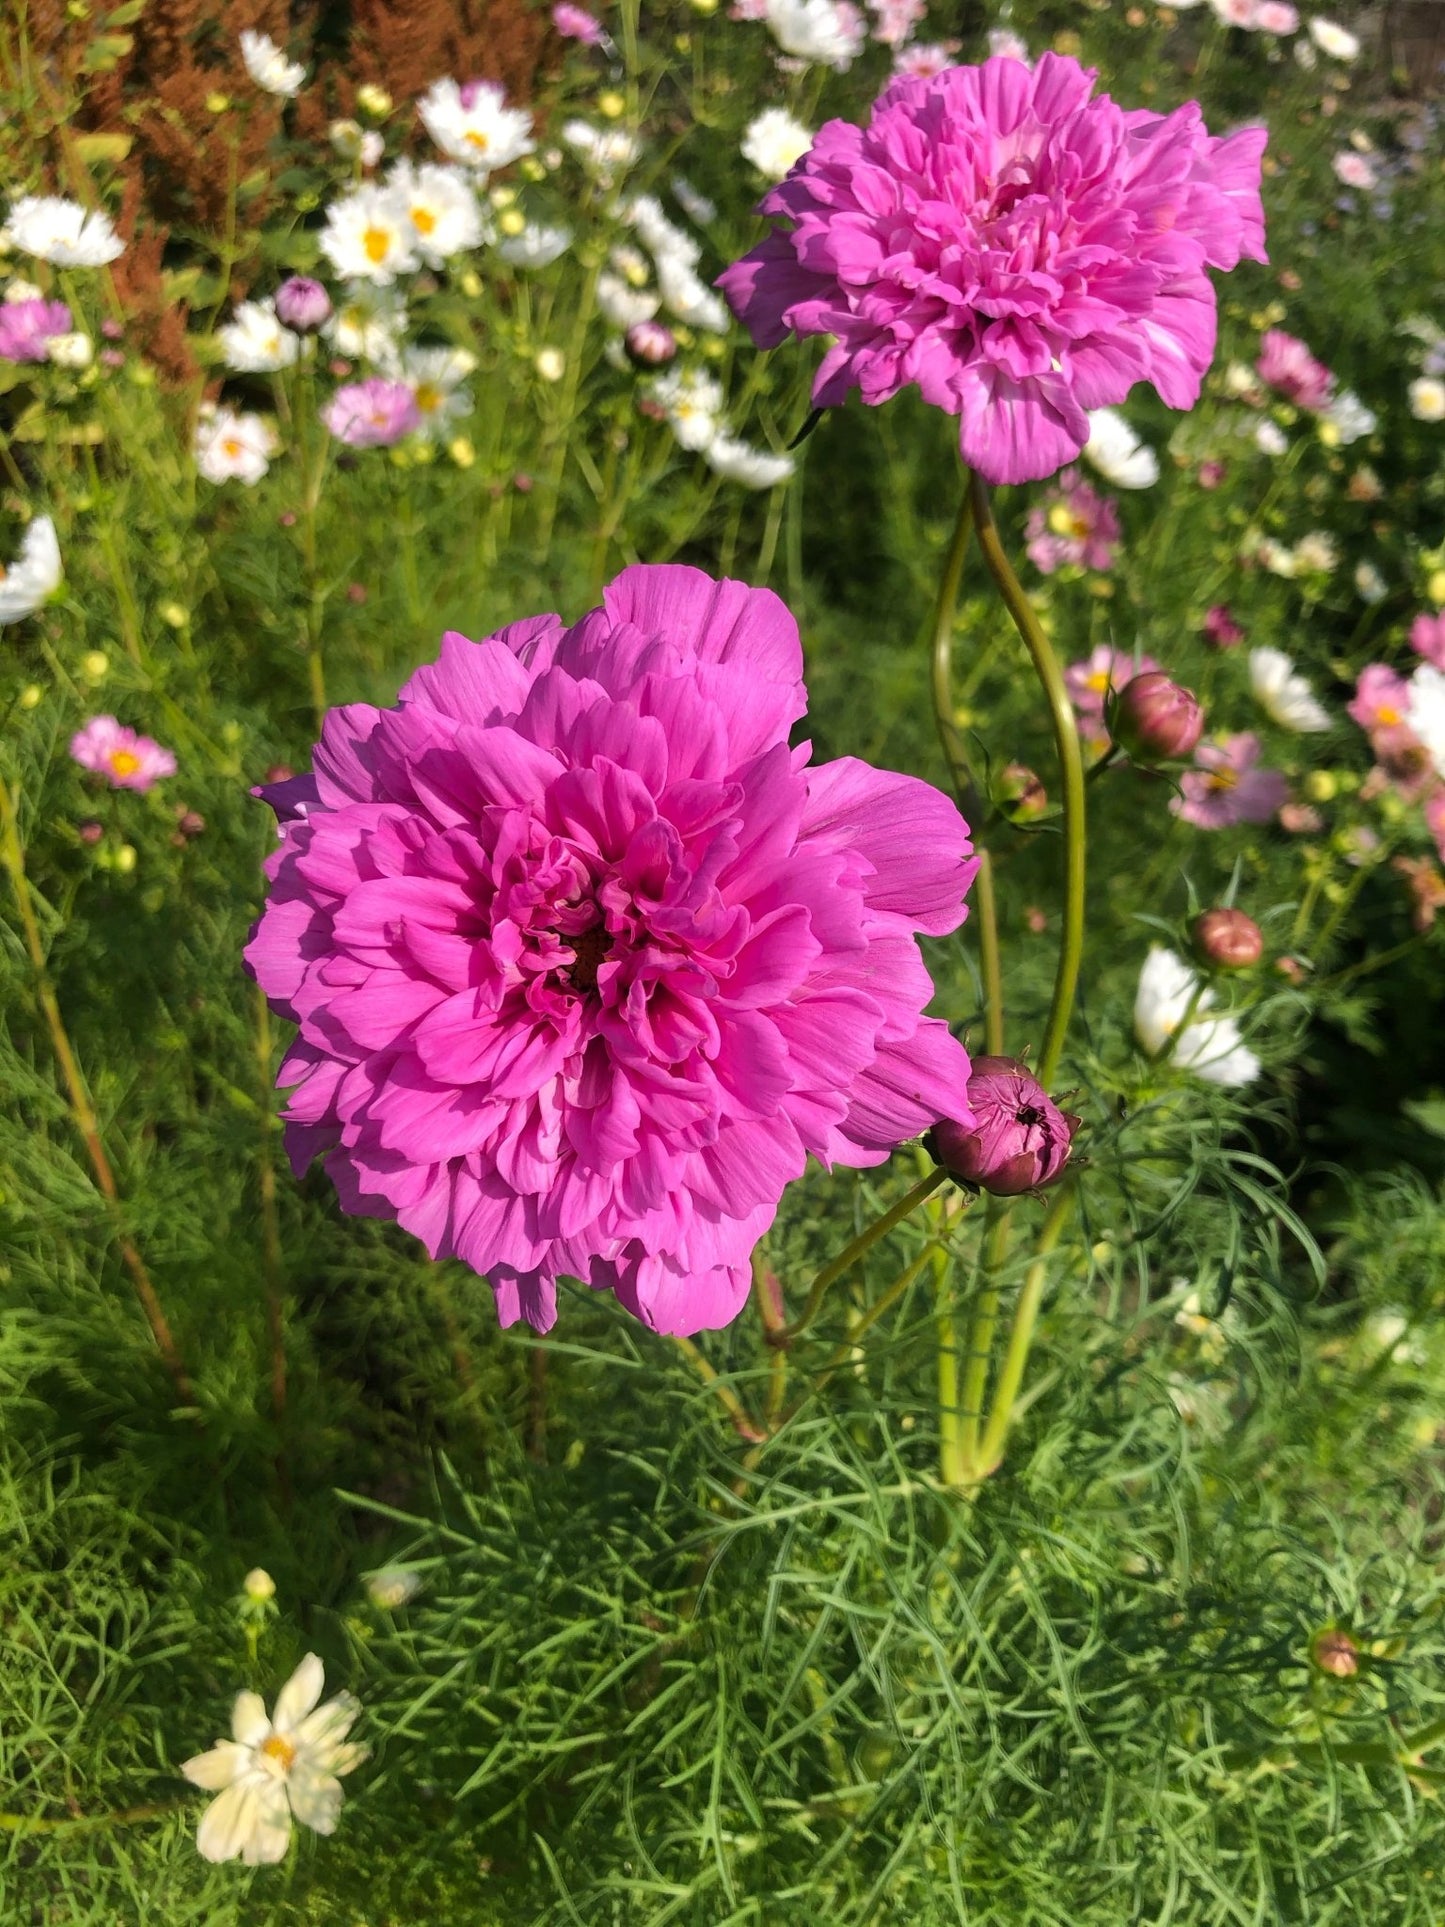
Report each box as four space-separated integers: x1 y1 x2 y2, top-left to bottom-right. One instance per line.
1255 329 1333 411
1172 732 1288 829
1025 469 1120 574
1410 612 1445 670
552 2 606 42
322 378 421 448
1202 604 1244 648
1065 644 1160 717
1427 791 1445 866
1348 663 1411 735
719 55 1267 486
70 715 177 791
0 298 73 363
892 40 961 75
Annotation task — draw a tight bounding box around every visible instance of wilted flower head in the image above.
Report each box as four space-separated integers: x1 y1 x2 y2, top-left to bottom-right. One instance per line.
1025 468 1120 573
366 1566 423 1609
5 195 124 267
719 55 1267 485
245 565 978 1337
1255 328 1333 410
70 716 176 791
929 1056 1077 1195
0 297 71 362
275 276 332 331
1249 646 1332 733
181 1654 366 1865
1134 947 1259 1086
239 29 306 97
322 377 421 446
1173 732 1288 828
0 515 62 624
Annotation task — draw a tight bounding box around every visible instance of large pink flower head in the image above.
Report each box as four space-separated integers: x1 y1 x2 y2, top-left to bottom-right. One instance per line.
245 566 978 1337
718 55 1267 485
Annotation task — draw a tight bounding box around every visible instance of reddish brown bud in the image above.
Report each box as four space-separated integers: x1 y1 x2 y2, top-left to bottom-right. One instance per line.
1310 1628 1359 1678
1112 671 1204 762
929 1057 1079 1197
1193 908 1263 970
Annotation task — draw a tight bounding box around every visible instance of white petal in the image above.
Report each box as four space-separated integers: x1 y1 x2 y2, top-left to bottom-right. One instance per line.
288 1764 345 1835
271 1653 325 1732
181 1741 247 1790
241 1783 293 1865
195 1779 267 1863
231 1690 270 1747
293 1690 360 1753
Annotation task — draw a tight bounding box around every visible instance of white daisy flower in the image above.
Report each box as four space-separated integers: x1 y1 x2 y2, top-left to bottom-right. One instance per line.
46 330 93 369
560 119 642 186
1307 14 1359 58
702 433 795 488
385 161 486 268
596 270 659 331
239 29 306 98
217 298 300 374
324 285 407 364
1319 389 1375 445
1083 407 1159 489
655 253 729 333
1409 377 1445 423
1405 664 1445 779
496 223 572 269
417 79 534 174
1291 530 1338 574
1135 948 1259 1089
402 344 477 438
764 0 865 68
318 184 418 286
181 1654 366 1866
194 405 278 486
0 516 62 625
6 195 124 267
1254 419 1289 457
1249 646 1332 732
652 366 725 451
741 108 815 181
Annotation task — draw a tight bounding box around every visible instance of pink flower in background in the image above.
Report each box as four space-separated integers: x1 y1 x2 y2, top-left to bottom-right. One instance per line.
0 298 72 362
718 54 1267 486
892 40 960 74
870 0 925 46
1410 612 1445 669
552 2 606 41
322 378 421 447
70 715 177 791
1332 151 1377 191
1255 1 1299 31
1203 604 1244 648
1025 469 1120 574
1348 663 1411 734
1255 329 1333 411
245 565 978 1338
1427 791 1445 865
1065 644 1159 717
1173 733 1288 828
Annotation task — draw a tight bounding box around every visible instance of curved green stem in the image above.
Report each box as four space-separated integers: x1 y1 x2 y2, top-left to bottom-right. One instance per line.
928 486 979 804
974 847 1004 1057
975 1183 1074 1476
954 1198 1012 1483
968 474 1086 1088
779 1168 947 1344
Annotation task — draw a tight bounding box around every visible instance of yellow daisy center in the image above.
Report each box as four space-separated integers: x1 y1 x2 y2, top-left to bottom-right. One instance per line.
260 1733 297 1770
1377 704 1401 726
464 129 491 152
414 382 442 414
1207 768 1239 793
1086 670 1110 694
222 437 243 458
411 206 438 235
362 225 391 264
108 749 141 778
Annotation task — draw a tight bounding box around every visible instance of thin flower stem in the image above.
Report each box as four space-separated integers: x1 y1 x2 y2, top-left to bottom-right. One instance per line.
808 1237 948 1403
968 473 1087 1088
934 1243 966 1486
954 1198 1012 1482
975 1183 1075 1476
974 848 1005 1057
671 1336 766 1442
753 481 787 586
751 1253 789 1425
0 779 194 1408
779 1168 948 1344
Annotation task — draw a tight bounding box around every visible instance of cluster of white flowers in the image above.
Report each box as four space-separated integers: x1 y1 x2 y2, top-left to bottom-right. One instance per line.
1134 949 1259 1089
650 366 794 489
626 195 728 334
1249 646 1332 733
319 162 486 285
1250 530 1339 578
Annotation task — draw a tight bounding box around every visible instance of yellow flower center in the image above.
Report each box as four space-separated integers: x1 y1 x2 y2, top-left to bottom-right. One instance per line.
1206 768 1238 793
108 749 141 777
1086 670 1110 694
411 206 438 235
362 225 391 264
465 129 491 152
222 437 242 458
414 382 441 414
1377 704 1401 726
260 1733 297 1770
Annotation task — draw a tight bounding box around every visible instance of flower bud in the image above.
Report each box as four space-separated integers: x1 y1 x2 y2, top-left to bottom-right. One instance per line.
1111 671 1204 762
1193 908 1263 970
1310 1627 1359 1678
275 275 332 331
366 1566 422 1610
625 318 677 368
243 1567 276 1602
928 1056 1079 1197
993 762 1047 823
